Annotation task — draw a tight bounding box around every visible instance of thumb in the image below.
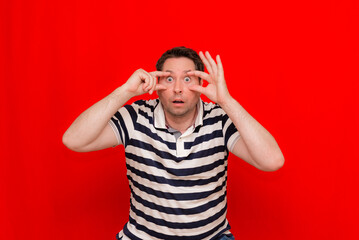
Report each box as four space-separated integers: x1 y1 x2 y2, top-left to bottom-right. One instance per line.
155 84 167 91
189 85 205 94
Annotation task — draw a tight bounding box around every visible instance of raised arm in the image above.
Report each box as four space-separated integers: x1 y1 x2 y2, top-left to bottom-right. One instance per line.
188 51 284 171
62 69 170 152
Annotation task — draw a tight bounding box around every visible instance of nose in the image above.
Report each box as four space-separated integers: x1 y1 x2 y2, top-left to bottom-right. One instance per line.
173 79 183 94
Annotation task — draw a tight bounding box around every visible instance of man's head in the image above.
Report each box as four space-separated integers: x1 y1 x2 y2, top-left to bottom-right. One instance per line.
156 47 203 120
156 46 204 72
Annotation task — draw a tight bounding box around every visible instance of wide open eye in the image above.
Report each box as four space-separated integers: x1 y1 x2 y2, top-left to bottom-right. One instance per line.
167 77 174 82
184 77 191 82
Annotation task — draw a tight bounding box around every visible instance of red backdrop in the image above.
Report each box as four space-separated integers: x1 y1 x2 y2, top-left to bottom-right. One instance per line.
1 0 358 239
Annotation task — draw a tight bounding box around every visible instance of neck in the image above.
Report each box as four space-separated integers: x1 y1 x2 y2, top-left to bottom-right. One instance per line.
165 108 197 134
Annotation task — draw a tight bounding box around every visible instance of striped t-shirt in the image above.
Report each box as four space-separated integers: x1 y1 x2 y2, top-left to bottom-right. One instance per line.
109 98 240 240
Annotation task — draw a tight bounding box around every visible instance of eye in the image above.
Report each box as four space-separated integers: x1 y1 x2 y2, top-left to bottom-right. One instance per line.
184 77 191 82
166 77 174 82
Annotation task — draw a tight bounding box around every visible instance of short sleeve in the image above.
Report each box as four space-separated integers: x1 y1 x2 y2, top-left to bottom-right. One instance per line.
222 113 241 152
108 104 136 147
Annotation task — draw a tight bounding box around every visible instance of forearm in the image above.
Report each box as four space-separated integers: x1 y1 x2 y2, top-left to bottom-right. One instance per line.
62 85 131 150
220 96 284 170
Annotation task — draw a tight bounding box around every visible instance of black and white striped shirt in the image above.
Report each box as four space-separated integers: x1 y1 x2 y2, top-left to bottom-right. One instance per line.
110 99 240 240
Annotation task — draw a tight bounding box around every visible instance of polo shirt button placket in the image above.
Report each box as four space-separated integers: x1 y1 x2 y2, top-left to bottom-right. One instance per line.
176 137 186 157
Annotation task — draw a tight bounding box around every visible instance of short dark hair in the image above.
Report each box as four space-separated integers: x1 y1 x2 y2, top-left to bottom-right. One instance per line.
156 46 204 71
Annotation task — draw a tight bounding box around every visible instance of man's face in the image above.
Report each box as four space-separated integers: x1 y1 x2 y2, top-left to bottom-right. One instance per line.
157 57 201 119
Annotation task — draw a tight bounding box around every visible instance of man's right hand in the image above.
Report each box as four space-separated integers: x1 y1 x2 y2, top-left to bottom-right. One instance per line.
63 69 170 152
123 69 170 98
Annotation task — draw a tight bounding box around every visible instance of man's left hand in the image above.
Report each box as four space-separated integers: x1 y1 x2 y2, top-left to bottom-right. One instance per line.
188 51 232 106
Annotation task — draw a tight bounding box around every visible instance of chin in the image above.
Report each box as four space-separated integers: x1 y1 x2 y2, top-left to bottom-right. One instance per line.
168 108 191 117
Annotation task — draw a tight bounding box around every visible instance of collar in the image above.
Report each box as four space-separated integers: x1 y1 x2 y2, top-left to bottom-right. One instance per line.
154 98 204 130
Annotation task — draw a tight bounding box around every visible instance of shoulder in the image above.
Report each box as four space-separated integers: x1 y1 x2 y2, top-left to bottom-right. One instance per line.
202 101 225 118
125 99 159 122
114 99 159 127
122 99 159 114
131 99 159 111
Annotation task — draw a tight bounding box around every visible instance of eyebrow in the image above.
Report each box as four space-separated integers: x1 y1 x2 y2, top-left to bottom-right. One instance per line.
165 70 192 73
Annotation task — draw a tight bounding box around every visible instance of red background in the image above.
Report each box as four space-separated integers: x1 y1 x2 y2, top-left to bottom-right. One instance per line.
1 0 358 239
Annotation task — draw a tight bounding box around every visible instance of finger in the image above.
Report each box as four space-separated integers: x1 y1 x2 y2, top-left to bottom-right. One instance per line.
145 72 155 93
150 72 164 94
205 51 218 78
216 55 224 78
188 84 206 94
150 71 171 77
187 70 213 83
149 75 156 95
150 71 170 91
199 51 214 77
155 83 167 91
140 73 151 92
142 80 149 92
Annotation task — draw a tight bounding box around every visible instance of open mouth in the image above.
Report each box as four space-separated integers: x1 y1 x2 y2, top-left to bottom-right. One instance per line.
173 100 184 104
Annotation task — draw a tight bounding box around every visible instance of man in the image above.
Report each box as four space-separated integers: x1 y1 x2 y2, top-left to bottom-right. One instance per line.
63 47 284 240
